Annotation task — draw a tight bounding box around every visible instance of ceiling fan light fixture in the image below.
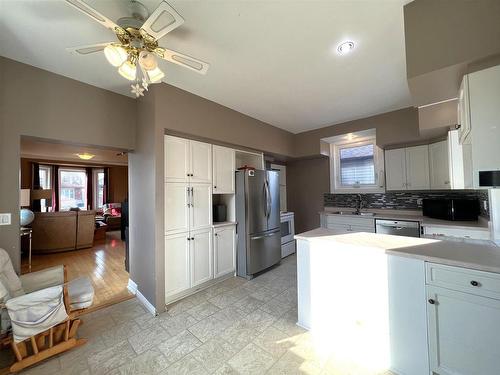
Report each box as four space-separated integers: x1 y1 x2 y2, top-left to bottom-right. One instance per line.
147 66 165 83
138 50 158 71
104 44 128 67
119 60 137 81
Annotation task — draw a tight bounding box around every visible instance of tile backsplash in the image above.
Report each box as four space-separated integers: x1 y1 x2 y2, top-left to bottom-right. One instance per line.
324 190 490 218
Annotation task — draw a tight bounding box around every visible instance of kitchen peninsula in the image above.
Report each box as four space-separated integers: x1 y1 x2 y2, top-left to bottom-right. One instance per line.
295 228 500 375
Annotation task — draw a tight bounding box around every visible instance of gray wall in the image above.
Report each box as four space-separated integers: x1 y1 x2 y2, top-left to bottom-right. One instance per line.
0 57 136 272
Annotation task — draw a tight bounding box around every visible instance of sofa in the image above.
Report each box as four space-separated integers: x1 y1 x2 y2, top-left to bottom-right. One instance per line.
31 211 96 253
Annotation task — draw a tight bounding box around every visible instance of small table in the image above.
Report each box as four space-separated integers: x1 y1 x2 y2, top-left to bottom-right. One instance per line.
20 227 32 272
94 223 108 242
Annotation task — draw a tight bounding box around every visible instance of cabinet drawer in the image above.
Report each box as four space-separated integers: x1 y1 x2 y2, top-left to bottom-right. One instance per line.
325 223 374 233
423 225 490 241
426 263 500 300
326 215 374 227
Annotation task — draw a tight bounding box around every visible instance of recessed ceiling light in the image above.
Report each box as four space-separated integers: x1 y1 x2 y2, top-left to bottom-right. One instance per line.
76 153 95 160
337 41 355 55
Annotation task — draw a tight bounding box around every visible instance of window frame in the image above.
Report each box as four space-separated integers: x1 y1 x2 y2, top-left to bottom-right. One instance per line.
38 165 52 212
58 167 88 211
330 138 385 193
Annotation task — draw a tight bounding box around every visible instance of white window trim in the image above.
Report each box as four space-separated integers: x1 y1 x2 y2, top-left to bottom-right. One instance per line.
93 168 104 210
329 138 386 194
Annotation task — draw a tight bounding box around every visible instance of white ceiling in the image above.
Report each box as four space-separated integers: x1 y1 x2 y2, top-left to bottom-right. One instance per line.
0 0 413 133
21 138 128 166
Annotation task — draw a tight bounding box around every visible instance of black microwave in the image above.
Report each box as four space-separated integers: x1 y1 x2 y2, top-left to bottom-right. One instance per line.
422 198 479 221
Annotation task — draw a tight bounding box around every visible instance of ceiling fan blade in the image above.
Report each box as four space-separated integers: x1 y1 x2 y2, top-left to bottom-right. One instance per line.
155 47 209 74
140 1 184 41
65 0 126 35
67 42 112 55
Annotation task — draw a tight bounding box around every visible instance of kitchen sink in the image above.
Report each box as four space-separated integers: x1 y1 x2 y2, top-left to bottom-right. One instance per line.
330 211 376 216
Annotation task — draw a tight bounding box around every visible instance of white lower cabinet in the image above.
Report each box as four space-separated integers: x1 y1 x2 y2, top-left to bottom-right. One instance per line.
190 229 213 287
321 214 375 233
213 225 236 278
165 232 191 298
165 228 213 301
427 286 500 375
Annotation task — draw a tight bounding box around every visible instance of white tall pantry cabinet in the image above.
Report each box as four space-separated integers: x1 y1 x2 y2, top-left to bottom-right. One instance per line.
164 135 239 304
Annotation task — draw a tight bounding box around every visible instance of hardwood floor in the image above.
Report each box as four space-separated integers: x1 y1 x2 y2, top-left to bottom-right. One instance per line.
21 231 132 309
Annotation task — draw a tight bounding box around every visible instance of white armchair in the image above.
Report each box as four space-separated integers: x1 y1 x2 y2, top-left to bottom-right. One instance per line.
0 248 94 373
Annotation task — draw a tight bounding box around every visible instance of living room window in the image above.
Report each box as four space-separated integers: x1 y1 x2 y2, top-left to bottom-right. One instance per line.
93 169 105 209
59 168 87 210
38 165 51 212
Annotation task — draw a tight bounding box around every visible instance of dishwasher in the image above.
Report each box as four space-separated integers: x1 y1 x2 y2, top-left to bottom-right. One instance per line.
375 219 420 237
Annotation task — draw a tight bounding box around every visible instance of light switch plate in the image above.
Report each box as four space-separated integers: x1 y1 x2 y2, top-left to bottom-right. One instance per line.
0 213 12 225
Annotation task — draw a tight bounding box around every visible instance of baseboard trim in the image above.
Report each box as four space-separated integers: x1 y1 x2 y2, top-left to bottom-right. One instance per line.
127 278 157 316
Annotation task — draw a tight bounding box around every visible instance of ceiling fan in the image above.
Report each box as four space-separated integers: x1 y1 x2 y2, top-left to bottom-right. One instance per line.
65 0 209 97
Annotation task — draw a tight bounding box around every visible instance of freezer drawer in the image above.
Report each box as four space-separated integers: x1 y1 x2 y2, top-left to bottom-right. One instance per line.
247 229 281 275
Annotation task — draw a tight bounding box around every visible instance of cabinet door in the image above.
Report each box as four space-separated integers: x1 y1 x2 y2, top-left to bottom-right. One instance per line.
165 136 189 183
213 145 235 194
427 286 500 375
165 183 189 235
405 145 430 190
458 74 471 144
190 140 212 184
429 140 450 190
214 225 236 278
190 183 212 230
385 148 407 190
190 229 213 287
279 185 287 212
165 233 190 299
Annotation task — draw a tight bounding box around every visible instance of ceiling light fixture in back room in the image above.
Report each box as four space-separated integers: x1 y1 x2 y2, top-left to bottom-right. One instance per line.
65 0 210 97
337 41 355 55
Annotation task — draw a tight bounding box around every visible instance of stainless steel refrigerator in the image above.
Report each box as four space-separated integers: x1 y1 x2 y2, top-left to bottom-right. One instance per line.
235 169 281 279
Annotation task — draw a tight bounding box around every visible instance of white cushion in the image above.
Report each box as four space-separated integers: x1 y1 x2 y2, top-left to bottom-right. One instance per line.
68 277 94 310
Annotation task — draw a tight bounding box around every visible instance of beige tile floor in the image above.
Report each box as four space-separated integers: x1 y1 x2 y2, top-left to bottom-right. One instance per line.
21 255 394 375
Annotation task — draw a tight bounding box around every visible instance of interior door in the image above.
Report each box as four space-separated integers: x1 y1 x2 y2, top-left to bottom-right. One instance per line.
405 145 430 190
385 148 407 190
165 136 189 183
190 229 213 287
190 140 212 184
214 225 235 278
427 286 500 375
246 170 267 235
165 182 189 235
429 140 450 189
266 171 280 230
190 183 212 230
213 145 235 193
165 232 190 299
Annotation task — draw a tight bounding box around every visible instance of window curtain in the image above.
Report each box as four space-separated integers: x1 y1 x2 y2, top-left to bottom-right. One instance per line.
103 168 110 205
32 163 41 212
86 167 93 210
52 165 59 212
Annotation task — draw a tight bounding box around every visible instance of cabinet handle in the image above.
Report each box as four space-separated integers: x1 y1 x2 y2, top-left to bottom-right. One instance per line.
191 237 194 240
470 280 479 287
214 186 217 189
428 299 436 305
187 237 191 241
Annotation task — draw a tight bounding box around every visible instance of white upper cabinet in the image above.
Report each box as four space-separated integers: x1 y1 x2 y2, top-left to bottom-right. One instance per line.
190 183 212 231
165 183 190 235
165 232 191 299
385 148 407 190
165 136 212 183
165 136 189 183
214 225 236 278
190 140 212 184
405 145 430 190
458 74 471 144
429 140 450 190
190 229 213 287
213 145 235 194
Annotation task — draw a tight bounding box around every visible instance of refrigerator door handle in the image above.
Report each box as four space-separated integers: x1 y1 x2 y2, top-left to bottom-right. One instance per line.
263 180 268 217
265 179 271 218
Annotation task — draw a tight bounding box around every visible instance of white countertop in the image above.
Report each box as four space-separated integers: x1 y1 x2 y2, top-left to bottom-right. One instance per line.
295 228 500 274
212 221 237 228
319 209 489 231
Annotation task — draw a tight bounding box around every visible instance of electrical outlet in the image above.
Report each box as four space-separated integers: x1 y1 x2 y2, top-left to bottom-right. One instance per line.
417 198 423 206
484 200 488 211
0 213 12 225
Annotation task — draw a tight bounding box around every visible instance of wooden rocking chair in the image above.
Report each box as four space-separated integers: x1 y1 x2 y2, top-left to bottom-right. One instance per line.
0 248 94 373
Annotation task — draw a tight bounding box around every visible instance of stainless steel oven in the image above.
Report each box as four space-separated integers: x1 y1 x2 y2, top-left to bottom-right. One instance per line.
280 212 295 258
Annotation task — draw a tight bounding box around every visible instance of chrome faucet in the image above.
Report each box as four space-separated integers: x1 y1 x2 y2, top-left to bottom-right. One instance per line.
355 194 363 215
